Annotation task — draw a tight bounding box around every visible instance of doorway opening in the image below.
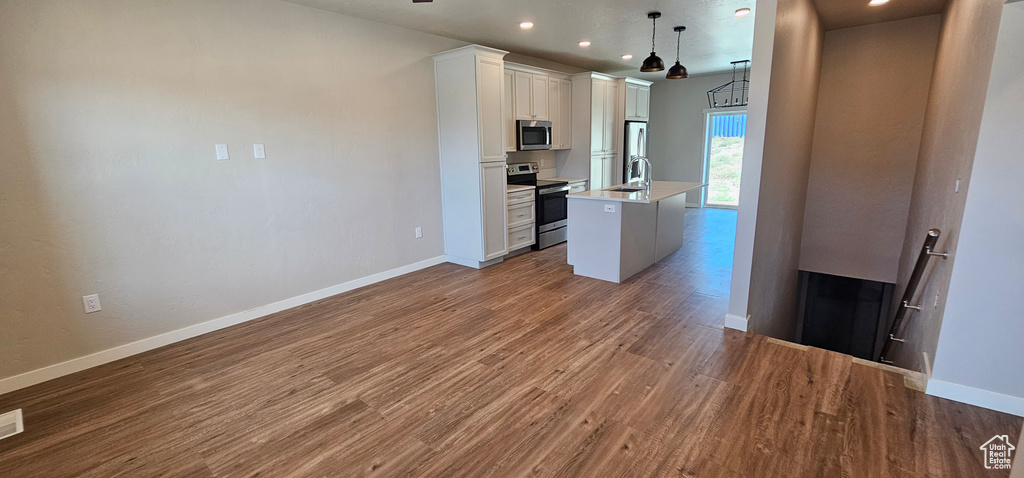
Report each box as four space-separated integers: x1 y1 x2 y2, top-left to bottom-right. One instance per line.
702 110 747 208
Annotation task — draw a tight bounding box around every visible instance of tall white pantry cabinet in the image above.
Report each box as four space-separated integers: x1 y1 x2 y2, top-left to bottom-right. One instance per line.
433 46 510 269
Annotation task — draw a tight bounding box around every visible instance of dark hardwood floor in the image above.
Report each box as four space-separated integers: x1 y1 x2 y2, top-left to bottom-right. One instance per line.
0 209 1019 477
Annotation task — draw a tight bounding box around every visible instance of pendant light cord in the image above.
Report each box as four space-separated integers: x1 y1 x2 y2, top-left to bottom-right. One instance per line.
651 16 657 52
675 29 681 62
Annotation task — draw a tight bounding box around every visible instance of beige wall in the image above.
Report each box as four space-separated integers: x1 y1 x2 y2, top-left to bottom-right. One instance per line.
930 0 1024 409
648 73 735 205
744 0 825 339
889 0 1006 372
799 15 941 283
0 0 464 381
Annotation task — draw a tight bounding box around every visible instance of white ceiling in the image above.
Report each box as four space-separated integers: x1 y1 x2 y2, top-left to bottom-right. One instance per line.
282 0 756 81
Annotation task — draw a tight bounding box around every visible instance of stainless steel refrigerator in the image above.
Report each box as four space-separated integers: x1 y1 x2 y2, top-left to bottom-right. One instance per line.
623 121 649 183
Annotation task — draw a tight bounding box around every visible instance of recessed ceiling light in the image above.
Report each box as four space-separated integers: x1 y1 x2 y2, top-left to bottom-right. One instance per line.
579 41 591 47
868 0 889 5
520 21 534 29
622 54 633 60
735 8 751 17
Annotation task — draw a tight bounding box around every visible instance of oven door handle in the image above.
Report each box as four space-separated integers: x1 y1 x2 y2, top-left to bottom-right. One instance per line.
538 185 570 195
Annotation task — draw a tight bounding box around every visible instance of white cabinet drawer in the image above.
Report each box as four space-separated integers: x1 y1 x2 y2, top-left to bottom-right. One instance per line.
507 202 536 228
506 189 535 205
508 223 536 251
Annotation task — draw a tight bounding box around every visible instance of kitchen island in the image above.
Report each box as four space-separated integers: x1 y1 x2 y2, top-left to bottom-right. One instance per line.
567 181 707 283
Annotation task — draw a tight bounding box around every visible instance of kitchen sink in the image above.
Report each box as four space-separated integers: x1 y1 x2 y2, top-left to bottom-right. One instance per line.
609 186 647 192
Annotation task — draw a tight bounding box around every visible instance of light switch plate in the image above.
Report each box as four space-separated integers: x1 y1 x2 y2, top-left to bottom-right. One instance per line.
604 204 616 213
82 294 102 314
415 227 423 239
216 144 230 161
253 144 266 159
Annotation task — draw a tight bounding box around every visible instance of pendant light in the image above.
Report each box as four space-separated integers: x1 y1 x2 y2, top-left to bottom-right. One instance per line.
640 12 665 72
666 26 689 79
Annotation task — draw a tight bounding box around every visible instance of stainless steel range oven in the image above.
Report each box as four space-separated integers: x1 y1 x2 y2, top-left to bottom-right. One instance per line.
506 162 568 250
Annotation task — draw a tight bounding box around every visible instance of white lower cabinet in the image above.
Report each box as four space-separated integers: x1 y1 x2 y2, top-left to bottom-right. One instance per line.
482 162 510 260
590 154 616 190
507 187 536 252
508 223 536 251
507 202 536 228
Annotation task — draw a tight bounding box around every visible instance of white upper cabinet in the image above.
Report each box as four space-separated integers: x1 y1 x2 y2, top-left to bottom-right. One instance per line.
624 79 652 122
503 69 516 152
505 63 571 150
603 82 618 154
589 79 618 154
558 79 573 150
531 74 549 120
477 56 506 162
549 77 573 150
513 70 549 121
591 80 606 154
625 84 639 119
636 86 650 119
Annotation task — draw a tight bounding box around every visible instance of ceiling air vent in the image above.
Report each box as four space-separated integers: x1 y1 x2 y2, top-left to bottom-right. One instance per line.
0 409 24 440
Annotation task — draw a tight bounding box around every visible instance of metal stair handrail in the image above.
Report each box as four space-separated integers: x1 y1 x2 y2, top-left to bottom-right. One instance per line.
879 228 948 364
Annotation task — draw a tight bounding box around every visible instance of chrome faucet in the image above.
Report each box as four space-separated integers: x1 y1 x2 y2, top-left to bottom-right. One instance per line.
626 155 653 191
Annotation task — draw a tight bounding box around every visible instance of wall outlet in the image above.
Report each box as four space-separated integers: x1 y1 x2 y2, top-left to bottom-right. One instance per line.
604 204 616 213
415 227 423 239
82 294 102 314
215 144 230 161
253 144 266 159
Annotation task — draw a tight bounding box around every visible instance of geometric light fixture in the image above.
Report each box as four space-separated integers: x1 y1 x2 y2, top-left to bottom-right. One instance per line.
666 26 688 79
707 60 751 108
640 12 665 72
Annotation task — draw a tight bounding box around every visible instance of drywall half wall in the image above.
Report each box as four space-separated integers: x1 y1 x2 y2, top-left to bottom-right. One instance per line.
927 0 1024 416
648 72 735 206
888 0 1006 373
728 0 824 339
799 15 941 284
0 0 463 387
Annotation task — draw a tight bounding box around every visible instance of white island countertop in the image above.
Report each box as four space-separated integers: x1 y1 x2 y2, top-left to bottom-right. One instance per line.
568 181 707 204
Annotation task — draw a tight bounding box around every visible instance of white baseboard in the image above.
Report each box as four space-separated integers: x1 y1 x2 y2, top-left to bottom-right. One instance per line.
0 255 447 396
926 378 1024 417
725 313 749 332
445 254 502 269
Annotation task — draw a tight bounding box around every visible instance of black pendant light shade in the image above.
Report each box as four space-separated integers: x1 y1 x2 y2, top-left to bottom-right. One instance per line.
667 62 688 79
641 53 665 72
666 26 688 79
640 12 664 72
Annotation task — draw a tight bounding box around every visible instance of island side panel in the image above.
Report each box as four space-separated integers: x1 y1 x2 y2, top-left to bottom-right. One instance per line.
619 202 659 281
567 198 623 282
655 194 688 262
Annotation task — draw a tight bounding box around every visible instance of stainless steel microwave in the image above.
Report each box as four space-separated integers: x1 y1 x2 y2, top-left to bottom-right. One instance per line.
516 120 552 151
